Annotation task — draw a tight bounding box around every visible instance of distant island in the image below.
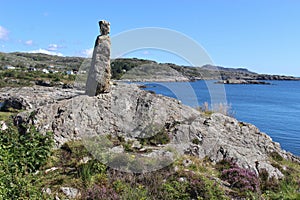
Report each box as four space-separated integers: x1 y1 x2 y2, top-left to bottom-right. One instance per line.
0 51 299 88
215 79 271 85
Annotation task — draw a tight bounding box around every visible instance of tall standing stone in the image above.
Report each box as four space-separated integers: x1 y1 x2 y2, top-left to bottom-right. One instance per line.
86 20 111 95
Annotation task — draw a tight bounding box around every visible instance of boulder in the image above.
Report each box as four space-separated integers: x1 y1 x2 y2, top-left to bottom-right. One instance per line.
0 86 81 110
60 187 80 199
13 83 299 177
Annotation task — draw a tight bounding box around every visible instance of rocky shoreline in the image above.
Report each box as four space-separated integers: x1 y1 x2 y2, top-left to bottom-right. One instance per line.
215 79 271 85
1 84 299 178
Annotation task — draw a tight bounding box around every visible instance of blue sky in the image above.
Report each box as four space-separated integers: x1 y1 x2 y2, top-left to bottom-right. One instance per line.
0 0 300 76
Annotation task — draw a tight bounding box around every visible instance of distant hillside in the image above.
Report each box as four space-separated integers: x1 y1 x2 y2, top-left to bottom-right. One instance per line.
201 64 256 74
0 52 84 70
0 51 299 82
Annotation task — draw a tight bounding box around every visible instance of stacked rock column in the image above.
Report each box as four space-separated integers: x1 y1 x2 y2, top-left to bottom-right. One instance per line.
86 20 111 95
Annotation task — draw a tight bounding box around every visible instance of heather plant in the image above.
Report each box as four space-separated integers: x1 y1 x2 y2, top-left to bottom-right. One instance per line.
82 184 119 200
220 161 260 194
221 167 259 192
158 170 226 200
116 182 149 200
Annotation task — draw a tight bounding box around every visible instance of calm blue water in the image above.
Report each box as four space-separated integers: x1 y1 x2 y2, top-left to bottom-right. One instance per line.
142 80 300 156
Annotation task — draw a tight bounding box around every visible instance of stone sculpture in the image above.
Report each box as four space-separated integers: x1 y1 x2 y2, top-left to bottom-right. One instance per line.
86 20 111 95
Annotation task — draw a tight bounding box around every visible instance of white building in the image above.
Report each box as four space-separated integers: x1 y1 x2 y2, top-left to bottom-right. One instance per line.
4 65 16 70
66 70 74 75
42 69 50 74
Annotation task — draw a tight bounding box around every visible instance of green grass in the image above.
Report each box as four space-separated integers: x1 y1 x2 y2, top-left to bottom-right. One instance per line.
260 155 300 200
0 69 76 88
0 111 14 121
0 121 299 199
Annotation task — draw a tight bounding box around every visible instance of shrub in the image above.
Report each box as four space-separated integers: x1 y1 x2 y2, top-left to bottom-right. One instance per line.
158 170 226 200
138 129 170 146
0 124 53 173
82 184 119 200
269 151 283 162
161 179 190 200
113 181 149 200
0 123 53 199
197 102 235 117
77 160 108 186
259 168 280 192
221 165 260 193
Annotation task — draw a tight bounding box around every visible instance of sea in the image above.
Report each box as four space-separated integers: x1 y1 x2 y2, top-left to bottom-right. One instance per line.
141 80 300 156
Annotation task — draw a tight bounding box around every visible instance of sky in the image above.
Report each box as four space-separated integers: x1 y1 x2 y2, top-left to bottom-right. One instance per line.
0 0 300 76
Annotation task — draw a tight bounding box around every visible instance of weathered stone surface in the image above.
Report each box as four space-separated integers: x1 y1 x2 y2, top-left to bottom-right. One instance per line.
0 86 82 110
42 187 52 195
0 121 8 131
60 187 80 199
13 83 299 177
99 20 110 35
86 21 111 95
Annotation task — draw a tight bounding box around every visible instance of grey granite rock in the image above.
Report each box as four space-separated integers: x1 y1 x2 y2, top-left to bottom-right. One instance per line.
86 21 111 95
13 83 299 177
0 86 82 110
60 187 80 199
99 20 110 35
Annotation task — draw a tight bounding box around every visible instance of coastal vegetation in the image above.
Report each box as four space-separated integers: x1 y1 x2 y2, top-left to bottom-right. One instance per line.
0 112 299 199
0 69 76 87
197 102 235 117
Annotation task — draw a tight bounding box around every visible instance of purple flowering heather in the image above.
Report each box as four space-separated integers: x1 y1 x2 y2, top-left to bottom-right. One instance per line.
221 165 260 192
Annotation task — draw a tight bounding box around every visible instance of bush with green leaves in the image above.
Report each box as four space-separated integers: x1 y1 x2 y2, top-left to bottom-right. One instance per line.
159 170 226 200
0 123 53 199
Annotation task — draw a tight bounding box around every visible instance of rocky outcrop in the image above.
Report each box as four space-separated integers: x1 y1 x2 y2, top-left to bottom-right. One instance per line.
86 20 111 95
216 79 271 85
12 83 299 177
0 86 81 110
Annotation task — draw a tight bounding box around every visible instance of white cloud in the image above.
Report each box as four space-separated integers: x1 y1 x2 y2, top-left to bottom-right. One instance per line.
25 40 33 46
0 26 9 40
28 49 63 56
47 43 64 51
47 44 60 51
82 48 93 58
